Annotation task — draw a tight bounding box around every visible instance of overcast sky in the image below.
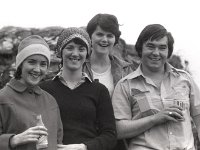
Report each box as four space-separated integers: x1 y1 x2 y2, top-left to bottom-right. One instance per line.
1 0 200 86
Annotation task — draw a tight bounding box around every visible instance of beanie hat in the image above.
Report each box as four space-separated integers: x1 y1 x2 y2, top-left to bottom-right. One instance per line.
56 27 91 58
16 35 51 69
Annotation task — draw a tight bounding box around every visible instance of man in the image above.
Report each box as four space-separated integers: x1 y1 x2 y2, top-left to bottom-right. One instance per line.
112 24 200 150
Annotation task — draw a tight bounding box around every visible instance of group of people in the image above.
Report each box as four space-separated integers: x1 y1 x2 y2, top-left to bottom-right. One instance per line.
0 13 200 150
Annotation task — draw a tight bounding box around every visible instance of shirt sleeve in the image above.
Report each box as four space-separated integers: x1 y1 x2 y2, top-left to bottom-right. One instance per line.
112 80 132 120
188 74 200 137
83 84 117 150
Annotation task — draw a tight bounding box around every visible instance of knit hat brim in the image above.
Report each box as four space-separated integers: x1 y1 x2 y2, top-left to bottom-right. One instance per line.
16 44 51 68
60 34 90 51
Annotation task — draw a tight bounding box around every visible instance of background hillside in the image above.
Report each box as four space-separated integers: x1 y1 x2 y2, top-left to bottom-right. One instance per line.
0 26 188 89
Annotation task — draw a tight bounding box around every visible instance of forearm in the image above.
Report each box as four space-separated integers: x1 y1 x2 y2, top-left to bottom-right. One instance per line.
116 115 156 139
84 129 116 150
0 134 16 150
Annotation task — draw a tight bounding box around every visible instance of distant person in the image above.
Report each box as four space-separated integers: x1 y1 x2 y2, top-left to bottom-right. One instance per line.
40 27 116 150
84 13 137 97
112 24 200 150
0 35 63 150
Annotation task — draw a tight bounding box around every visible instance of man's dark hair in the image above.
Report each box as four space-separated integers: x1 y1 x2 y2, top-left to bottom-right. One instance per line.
135 24 174 58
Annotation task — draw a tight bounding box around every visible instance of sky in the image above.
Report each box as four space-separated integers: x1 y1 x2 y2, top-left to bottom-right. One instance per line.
0 0 200 87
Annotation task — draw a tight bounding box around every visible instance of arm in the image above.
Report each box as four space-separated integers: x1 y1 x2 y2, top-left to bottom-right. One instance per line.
83 84 117 150
56 106 63 144
116 108 183 139
112 80 184 139
0 123 15 150
188 74 200 140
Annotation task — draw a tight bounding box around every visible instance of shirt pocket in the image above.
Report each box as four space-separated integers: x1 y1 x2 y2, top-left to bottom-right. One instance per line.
172 85 190 110
131 89 159 117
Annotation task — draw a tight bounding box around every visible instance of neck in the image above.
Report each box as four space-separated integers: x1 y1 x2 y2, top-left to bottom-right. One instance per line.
62 67 82 82
141 65 165 79
90 51 110 66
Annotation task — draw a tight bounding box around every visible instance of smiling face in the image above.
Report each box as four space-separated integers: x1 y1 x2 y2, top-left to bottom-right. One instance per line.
91 26 115 56
141 36 169 73
19 54 48 87
62 40 87 72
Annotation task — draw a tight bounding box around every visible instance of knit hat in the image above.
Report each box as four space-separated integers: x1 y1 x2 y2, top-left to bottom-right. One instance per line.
16 35 51 69
56 27 91 58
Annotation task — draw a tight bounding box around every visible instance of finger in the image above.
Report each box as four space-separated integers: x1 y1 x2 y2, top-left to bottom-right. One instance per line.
33 126 48 131
165 115 178 122
166 107 183 116
57 144 67 148
169 111 185 121
168 105 183 111
29 130 48 136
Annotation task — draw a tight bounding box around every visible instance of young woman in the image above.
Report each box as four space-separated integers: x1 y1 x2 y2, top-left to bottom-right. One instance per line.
0 35 63 150
84 13 138 97
40 27 116 150
84 13 137 150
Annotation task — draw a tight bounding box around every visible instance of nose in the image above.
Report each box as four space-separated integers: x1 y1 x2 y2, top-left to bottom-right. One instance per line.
101 35 108 42
33 64 41 72
152 48 160 55
71 48 79 56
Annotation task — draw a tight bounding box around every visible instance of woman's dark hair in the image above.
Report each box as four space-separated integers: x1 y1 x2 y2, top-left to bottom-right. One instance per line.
14 65 22 79
135 24 174 58
86 13 121 45
60 38 88 67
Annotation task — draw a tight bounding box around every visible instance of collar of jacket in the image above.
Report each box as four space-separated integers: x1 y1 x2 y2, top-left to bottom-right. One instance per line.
7 78 42 95
83 55 132 85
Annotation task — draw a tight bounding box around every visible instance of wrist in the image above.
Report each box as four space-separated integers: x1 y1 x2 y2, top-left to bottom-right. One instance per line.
81 143 87 150
149 114 157 126
9 135 18 148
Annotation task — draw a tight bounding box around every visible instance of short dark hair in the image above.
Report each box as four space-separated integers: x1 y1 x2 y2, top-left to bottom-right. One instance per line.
86 13 121 45
14 65 22 79
135 24 174 58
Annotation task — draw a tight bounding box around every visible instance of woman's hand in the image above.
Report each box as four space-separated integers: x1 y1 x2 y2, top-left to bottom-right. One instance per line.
57 144 87 150
151 105 184 125
10 126 48 148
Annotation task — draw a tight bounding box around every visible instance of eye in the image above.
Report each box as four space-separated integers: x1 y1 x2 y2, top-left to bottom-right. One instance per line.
96 32 104 37
79 46 87 52
64 45 74 51
159 45 167 51
146 43 155 50
27 59 36 65
107 34 114 38
40 61 48 67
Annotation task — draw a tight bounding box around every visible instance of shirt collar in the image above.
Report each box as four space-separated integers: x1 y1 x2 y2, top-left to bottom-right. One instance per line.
7 78 42 95
54 70 92 83
125 62 180 80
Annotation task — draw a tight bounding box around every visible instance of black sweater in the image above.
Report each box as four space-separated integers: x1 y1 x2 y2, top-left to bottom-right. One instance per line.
40 77 116 150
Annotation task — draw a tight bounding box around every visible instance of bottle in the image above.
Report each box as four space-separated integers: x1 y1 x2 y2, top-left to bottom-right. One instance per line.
36 115 48 149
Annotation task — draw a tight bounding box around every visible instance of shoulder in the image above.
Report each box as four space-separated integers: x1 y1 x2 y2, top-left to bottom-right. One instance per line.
172 67 192 80
0 85 10 103
111 55 130 67
111 55 138 72
40 78 59 89
40 88 59 107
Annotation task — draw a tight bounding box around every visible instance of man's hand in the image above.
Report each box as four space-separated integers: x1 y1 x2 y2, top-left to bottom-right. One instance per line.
57 144 87 150
151 105 184 125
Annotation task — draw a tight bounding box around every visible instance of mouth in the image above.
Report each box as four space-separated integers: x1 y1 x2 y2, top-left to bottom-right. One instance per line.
99 43 109 47
149 57 161 61
69 57 81 62
29 73 41 79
